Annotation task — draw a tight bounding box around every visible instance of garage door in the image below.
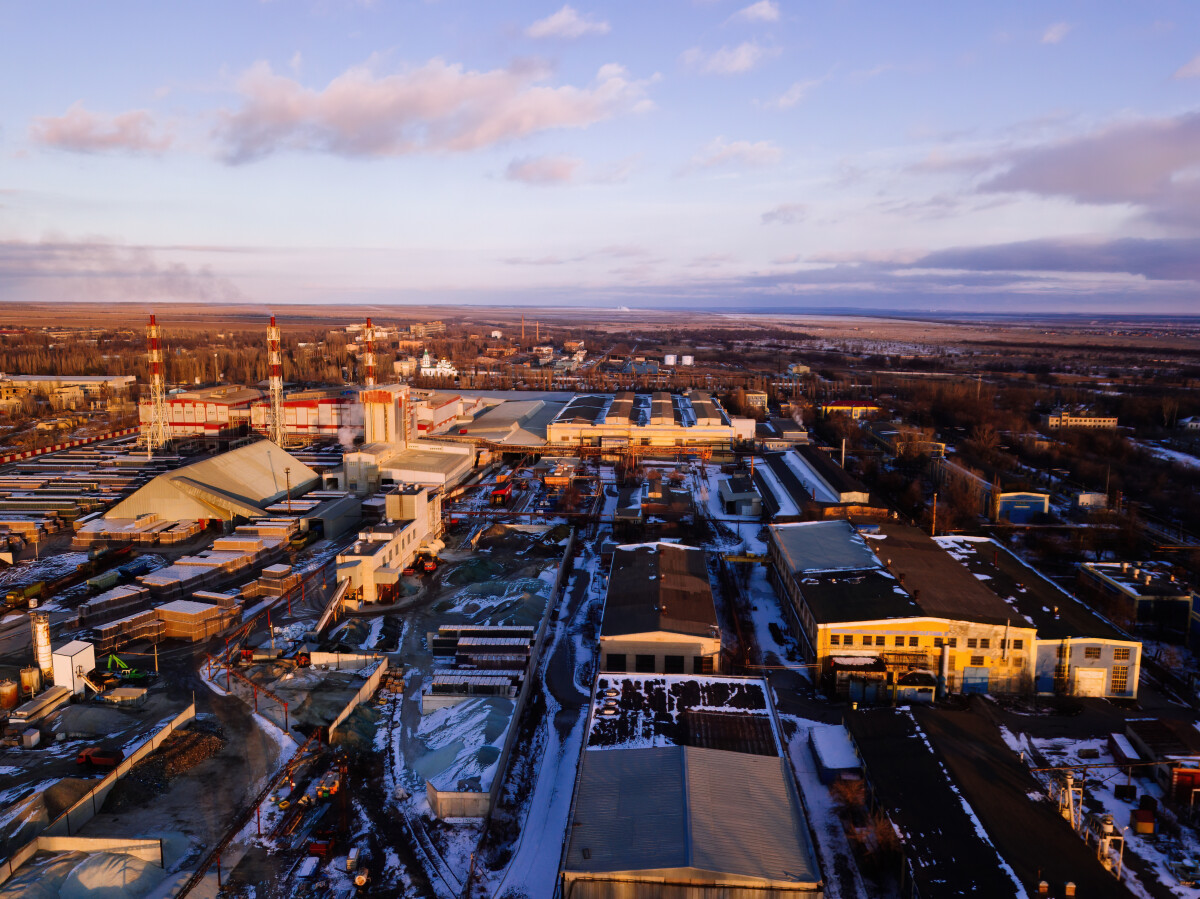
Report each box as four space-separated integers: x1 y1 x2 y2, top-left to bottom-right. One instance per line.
962 667 990 694
1074 667 1106 697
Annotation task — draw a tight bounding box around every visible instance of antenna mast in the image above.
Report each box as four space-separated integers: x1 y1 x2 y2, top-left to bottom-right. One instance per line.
144 314 171 459
267 315 286 446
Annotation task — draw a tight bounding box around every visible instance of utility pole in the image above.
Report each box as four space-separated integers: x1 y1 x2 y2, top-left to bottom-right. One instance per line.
931 492 938 537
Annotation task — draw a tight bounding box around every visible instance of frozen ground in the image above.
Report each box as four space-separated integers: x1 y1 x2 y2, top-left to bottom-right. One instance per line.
1135 441 1200 471
782 718 868 899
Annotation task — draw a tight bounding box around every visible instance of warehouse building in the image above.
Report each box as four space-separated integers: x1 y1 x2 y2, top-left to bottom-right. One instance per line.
766 521 1037 701
101 440 319 524
1078 561 1196 641
600 543 722 675
545 391 753 448
935 537 1142 700
562 674 823 898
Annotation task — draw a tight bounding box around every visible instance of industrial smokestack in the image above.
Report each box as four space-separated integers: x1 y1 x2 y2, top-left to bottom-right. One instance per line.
267 315 286 446
364 317 376 387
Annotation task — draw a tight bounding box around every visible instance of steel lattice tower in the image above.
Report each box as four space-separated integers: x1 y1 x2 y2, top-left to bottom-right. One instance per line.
143 314 171 458
267 315 286 446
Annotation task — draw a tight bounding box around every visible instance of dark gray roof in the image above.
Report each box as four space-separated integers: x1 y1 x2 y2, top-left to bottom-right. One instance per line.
563 746 821 887
602 544 718 638
869 524 1017 627
935 538 1131 642
795 444 870 498
796 569 923 624
847 710 1021 899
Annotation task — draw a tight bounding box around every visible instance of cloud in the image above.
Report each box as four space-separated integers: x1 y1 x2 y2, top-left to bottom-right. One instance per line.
0 239 246 302
29 102 172 155
1041 22 1071 44
761 202 806 225
911 236 1200 281
729 1 779 24
505 154 582 184
681 41 778 75
977 109 1200 227
687 136 782 170
526 5 610 39
1174 54 1200 79
771 77 823 108
213 58 652 163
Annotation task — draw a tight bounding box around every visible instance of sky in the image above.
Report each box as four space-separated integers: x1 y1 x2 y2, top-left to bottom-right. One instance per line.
3 1 1200 313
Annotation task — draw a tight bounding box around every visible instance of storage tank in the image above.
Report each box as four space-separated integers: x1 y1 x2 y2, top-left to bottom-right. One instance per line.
31 613 53 681
681 355 694 366
0 679 18 710
20 666 42 698
663 354 677 367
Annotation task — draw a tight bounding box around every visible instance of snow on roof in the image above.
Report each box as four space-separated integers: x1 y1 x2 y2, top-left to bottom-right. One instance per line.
808 723 860 771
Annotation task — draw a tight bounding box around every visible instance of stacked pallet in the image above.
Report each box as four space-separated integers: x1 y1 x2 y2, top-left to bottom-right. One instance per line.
156 600 236 642
0 517 47 540
159 521 204 544
192 589 242 610
77 584 152 627
93 609 165 653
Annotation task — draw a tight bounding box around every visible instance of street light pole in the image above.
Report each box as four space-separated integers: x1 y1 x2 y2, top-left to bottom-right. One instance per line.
285 466 292 514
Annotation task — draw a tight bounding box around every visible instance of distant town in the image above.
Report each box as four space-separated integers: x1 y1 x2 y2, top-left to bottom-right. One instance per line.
0 306 1198 898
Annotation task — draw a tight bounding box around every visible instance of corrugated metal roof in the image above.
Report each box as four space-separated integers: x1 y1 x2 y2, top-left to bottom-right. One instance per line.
770 520 881 574
565 746 820 886
105 440 317 521
566 747 688 873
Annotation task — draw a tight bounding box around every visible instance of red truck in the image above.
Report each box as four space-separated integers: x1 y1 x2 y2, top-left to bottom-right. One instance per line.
77 747 124 768
308 827 337 859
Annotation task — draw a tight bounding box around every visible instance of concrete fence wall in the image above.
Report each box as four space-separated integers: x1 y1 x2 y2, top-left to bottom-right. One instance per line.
45 702 196 839
0 427 139 466
327 657 388 740
0 835 165 885
0 704 191 885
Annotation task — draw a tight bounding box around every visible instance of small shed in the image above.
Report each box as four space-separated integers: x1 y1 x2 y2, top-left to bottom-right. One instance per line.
808 723 861 784
52 640 96 696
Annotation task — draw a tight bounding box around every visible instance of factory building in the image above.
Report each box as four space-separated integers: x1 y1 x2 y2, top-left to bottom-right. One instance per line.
561 674 822 898
1078 562 1197 641
600 543 722 675
766 521 1037 701
337 386 474 494
933 537 1143 700
546 391 753 448
138 385 264 440
100 440 319 524
336 485 442 606
1043 409 1119 429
